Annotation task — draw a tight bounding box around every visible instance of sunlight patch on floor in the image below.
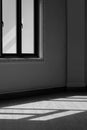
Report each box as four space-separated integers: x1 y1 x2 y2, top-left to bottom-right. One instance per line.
4 100 87 111
0 109 56 114
0 95 87 121
0 114 33 120
30 110 83 121
52 98 87 101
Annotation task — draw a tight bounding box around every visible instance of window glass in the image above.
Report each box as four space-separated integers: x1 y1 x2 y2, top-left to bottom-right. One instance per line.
2 0 16 54
22 0 34 54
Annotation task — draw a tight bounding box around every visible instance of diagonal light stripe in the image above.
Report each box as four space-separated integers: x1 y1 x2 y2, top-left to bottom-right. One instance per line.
4 100 87 111
4 101 51 109
30 111 83 121
0 114 34 120
69 96 87 99
0 109 56 114
3 41 16 53
51 98 87 101
3 26 16 47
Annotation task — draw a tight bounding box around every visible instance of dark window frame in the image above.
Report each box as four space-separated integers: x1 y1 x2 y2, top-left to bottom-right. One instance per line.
0 0 39 58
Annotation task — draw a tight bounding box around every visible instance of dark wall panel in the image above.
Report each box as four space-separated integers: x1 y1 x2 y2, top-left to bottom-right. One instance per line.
85 0 87 85
67 0 85 87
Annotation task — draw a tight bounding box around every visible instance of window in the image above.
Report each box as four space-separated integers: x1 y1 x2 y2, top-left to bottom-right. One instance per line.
0 0 40 58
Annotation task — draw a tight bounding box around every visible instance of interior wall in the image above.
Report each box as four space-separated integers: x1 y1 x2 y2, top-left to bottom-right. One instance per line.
67 0 85 87
0 0 66 93
85 0 87 86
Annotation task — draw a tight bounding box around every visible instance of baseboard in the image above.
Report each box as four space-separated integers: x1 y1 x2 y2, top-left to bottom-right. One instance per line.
0 86 87 101
67 82 86 87
0 87 67 100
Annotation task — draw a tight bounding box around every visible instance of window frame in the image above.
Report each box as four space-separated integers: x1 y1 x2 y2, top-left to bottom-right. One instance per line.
0 0 40 58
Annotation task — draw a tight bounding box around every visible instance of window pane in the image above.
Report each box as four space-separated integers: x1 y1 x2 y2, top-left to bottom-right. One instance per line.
2 0 16 54
22 0 34 54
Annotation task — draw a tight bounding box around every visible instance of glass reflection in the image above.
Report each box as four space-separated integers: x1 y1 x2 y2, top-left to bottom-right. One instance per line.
2 0 16 54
